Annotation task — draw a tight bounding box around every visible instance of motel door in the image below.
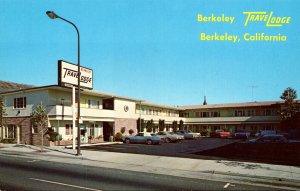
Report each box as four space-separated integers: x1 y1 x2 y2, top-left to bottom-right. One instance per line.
79 124 87 143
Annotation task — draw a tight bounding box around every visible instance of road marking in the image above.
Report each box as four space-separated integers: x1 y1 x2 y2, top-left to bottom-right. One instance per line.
223 183 235 188
27 160 39 163
29 178 102 191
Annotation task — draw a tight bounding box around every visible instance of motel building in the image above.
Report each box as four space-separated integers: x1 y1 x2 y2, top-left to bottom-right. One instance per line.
0 61 299 146
1 83 299 146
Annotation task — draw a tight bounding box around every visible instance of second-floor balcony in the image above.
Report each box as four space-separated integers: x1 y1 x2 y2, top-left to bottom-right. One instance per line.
47 105 115 120
184 116 281 124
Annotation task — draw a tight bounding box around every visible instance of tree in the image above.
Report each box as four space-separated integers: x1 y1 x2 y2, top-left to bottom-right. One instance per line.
158 119 165 131
172 120 178 131
31 102 48 150
280 87 298 131
137 118 145 132
280 87 297 120
146 119 154 132
179 120 184 130
0 96 7 131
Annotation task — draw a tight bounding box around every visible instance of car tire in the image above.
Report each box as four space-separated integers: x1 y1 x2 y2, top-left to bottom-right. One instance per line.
165 138 171 143
146 139 152 145
125 138 130 144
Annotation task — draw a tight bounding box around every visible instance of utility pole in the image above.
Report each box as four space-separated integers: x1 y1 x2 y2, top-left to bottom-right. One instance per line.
249 85 258 102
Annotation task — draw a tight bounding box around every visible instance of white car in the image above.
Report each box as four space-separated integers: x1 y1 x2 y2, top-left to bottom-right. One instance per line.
122 132 161 145
175 130 201 139
156 131 184 143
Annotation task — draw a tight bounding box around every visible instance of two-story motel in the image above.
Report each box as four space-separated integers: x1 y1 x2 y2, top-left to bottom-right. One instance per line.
1 82 298 146
0 84 183 145
0 61 299 146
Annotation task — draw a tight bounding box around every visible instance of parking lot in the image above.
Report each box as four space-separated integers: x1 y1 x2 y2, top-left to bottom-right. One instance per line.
82 137 241 159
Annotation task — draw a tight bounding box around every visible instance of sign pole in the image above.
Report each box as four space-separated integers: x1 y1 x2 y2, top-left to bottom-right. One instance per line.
72 86 76 150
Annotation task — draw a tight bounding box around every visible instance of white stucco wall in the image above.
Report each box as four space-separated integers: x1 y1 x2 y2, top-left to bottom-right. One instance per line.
4 90 49 117
114 98 138 119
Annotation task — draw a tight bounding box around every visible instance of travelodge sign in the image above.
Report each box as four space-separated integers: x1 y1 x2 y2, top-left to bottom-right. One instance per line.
58 60 93 89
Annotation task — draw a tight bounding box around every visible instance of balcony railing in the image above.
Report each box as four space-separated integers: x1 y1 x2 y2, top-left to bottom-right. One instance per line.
184 116 281 124
47 105 115 119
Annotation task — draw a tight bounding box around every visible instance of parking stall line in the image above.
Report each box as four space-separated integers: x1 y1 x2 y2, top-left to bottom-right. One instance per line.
29 178 102 191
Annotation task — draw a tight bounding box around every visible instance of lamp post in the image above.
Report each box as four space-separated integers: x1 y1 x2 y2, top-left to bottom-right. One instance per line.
46 11 81 156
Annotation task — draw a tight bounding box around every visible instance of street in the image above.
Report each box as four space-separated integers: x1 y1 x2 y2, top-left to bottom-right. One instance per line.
0 154 284 191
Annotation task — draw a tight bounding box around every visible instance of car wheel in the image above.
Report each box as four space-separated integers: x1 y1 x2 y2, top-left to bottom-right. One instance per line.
125 138 130 144
165 138 171 143
146 139 152 145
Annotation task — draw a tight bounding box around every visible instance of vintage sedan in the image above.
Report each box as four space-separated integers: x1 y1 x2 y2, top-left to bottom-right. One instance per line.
248 134 288 143
175 130 201 139
156 131 184 143
210 129 231 138
234 131 251 139
122 132 161 145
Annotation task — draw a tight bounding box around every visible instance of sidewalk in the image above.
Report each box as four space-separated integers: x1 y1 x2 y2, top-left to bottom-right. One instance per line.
1 143 300 190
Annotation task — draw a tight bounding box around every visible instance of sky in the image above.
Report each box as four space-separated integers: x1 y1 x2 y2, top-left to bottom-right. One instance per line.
0 0 299 106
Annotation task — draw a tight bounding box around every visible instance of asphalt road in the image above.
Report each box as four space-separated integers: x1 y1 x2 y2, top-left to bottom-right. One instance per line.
0 154 283 191
82 138 240 159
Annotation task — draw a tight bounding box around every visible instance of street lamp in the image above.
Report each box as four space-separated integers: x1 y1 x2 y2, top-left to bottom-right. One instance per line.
46 11 81 156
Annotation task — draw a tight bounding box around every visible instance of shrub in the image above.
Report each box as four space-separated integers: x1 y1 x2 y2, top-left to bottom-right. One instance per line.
114 132 123 142
1 139 14 144
121 127 126 134
129 129 134 135
47 127 60 142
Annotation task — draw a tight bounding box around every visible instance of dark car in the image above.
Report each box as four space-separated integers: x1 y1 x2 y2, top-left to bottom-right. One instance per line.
234 131 250 139
248 134 288 143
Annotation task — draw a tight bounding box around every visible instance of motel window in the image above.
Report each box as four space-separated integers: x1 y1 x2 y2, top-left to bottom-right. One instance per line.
32 125 38 134
65 124 73 135
235 110 245 117
13 97 26 109
195 112 200 117
211 112 220 117
201 112 210 118
247 110 255 116
264 109 274 116
4 125 16 139
88 99 100 109
89 127 95 137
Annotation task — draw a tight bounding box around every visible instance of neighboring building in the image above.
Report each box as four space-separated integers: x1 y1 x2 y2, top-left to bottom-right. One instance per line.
0 80 34 142
0 82 299 146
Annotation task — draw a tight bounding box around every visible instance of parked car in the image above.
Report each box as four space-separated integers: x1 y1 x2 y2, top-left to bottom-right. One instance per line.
174 130 201 139
156 131 184 143
234 131 250 139
210 129 231 138
255 130 276 137
281 129 300 140
122 132 161 145
248 134 288 143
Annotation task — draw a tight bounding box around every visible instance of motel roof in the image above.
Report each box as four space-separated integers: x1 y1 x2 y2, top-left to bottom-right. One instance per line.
0 84 181 110
1 81 298 111
178 101 300 110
